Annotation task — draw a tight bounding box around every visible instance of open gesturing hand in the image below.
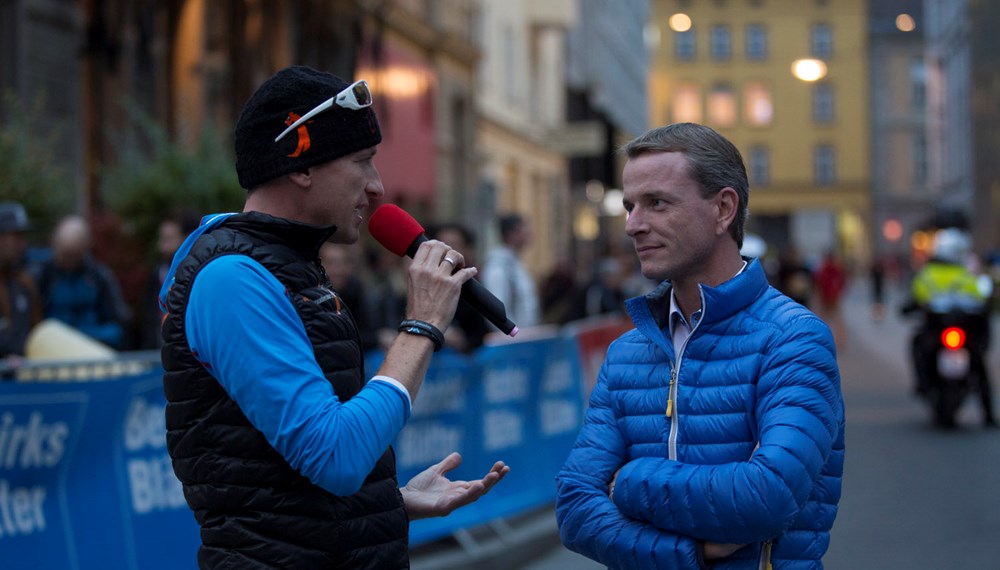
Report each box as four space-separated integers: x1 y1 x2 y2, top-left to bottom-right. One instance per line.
401 452 510 521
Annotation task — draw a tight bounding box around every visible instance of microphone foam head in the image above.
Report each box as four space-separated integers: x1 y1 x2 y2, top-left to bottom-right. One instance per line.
368 204 424 257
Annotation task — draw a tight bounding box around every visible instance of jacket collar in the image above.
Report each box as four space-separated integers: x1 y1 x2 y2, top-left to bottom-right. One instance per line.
626 258 769 344
226 211 338 256
158 211 337 312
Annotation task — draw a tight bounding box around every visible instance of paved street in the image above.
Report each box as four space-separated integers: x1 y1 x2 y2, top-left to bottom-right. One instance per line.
825 283 1000 569
524 282 1000 569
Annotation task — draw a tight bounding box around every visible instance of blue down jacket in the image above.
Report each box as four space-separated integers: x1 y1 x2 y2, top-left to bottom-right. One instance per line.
556 259 845 569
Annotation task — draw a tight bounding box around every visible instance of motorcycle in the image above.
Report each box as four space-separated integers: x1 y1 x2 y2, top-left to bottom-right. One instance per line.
904 304 991 427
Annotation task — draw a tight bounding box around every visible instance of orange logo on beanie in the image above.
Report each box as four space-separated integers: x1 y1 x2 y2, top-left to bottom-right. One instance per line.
285 112 313 157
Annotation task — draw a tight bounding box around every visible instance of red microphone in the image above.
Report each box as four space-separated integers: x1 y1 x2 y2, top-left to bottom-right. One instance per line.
369 204 519 337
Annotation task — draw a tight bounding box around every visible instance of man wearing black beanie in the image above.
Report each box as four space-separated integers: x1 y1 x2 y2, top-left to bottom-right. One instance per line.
159 66 508 569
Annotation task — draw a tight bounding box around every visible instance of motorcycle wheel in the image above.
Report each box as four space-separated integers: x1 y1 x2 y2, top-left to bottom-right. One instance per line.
932 383 965 428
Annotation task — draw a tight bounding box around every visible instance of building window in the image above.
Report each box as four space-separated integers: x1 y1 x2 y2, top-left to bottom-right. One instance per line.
710 25 731 60
910 57 926 111
675 28 696 60
749 146 771 186
814 144 837 186
708 84 737 127
744 81 773 126
812 83 835 123
913 134 927 184
746 24 768 60
811 23 833 58
672 84 702 123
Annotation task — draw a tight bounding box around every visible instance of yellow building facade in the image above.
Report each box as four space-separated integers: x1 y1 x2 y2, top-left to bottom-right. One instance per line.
649 0 872 266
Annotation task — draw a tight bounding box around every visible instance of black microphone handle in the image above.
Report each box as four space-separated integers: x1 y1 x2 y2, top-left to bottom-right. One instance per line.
404 235 518 336
458 278 518 335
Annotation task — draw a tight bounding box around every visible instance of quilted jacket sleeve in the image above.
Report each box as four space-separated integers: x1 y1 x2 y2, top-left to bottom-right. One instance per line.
555 361 705 569
610 315 841 544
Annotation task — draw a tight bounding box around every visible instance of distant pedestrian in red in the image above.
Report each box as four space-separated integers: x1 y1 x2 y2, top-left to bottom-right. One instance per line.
814 251 848 348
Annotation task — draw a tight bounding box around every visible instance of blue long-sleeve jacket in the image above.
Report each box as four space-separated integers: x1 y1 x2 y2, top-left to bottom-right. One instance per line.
160 213 411 496
555 259 845 569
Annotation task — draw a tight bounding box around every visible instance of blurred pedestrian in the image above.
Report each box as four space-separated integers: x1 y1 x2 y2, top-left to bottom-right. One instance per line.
0 202 42 369
482 213 540 329
814 250 849 347
540 258 580 325
425 222 490 352
556 123 844 568
870 255 886 321
32 215 131 349
364 245 409 351
616 246 657 299
319 240 378 351
575 255 628 320
138 213 199 349
158 66 507 569
776 246 814 307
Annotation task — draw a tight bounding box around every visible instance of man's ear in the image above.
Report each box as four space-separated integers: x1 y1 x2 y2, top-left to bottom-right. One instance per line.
287 169 312 189
716 187 738 237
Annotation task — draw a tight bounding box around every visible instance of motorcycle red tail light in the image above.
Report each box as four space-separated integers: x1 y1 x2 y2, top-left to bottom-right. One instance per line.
941 326 966 350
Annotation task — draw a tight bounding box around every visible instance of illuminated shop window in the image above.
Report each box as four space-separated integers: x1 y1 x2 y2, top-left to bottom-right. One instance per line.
672 84 702 123
708 84 736 127
745 81 773 126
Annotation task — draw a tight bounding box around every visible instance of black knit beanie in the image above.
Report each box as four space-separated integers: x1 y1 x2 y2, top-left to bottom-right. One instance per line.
234 66 382 190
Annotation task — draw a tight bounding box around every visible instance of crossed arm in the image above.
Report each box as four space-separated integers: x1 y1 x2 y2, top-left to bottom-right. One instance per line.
556 324 842 567
555 372 706 569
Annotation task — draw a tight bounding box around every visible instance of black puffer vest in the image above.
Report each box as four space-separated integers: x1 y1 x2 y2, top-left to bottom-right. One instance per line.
161 212 408 569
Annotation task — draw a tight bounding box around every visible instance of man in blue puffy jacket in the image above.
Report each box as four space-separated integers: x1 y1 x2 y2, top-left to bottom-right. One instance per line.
555 123 845 569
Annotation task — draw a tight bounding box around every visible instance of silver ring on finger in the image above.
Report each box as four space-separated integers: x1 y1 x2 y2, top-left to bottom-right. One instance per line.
442 257 456 267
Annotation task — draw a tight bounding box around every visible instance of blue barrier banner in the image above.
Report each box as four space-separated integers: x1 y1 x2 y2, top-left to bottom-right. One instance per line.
0 373 200 569
0 329 599 565
379 335 586 545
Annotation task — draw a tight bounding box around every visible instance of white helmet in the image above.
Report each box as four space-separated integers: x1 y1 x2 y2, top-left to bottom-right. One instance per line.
740 233 767 259
932 228 971 264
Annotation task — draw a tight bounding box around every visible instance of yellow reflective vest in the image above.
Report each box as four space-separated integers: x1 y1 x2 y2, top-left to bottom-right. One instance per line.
912 260 985 307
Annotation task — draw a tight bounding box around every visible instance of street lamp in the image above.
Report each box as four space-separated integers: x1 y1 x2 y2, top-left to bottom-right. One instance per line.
896 13 916 32
791 58 828 82
668 13 692 33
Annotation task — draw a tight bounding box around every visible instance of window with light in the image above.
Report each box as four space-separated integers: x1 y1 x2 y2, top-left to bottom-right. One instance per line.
708 84 737 127
745 81 773 126
672 84 702 123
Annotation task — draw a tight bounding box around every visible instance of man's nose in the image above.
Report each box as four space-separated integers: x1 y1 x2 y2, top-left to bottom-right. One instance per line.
367 172 385 198
624 210 643 236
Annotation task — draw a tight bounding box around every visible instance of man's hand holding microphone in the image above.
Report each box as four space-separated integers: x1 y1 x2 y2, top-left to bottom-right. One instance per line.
367 204 510 518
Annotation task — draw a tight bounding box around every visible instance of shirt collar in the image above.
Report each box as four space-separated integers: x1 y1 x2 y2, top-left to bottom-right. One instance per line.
667 260 748 335
668 293 695 334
